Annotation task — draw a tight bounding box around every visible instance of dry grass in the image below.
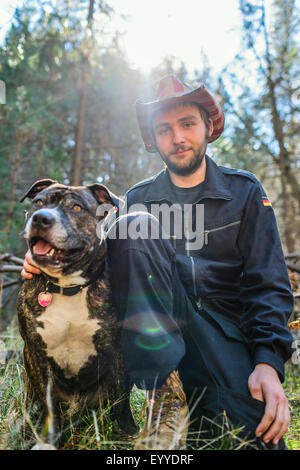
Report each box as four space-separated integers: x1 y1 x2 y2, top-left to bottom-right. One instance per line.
0 321 299 451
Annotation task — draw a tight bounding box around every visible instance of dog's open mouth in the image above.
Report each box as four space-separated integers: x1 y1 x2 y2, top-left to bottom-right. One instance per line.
30 237 73 264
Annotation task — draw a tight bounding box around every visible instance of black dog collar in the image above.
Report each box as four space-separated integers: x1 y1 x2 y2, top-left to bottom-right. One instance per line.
43 261 106 297
46 282 85 296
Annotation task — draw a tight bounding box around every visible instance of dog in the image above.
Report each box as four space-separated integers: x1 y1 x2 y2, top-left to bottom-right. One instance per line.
17 179 136 448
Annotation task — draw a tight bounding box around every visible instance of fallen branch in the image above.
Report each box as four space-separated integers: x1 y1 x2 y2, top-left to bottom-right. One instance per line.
286 262 300 274
2 279 22 289
0 253 24 266
0 265 22 273
285 252 300 260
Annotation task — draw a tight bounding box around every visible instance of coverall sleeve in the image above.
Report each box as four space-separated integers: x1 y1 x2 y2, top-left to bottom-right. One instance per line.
238 180 294 382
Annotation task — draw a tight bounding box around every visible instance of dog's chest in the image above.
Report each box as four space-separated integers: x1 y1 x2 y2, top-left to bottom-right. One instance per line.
36 290 100 376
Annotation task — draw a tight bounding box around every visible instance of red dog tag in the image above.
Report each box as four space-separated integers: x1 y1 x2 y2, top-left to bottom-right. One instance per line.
38 291 52 307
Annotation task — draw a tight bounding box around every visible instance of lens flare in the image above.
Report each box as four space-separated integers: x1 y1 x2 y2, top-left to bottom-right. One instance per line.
134 333 171 351
143 326 162 334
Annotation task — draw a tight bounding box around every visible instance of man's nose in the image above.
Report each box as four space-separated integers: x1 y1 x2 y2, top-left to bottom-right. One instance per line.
172 127 185 145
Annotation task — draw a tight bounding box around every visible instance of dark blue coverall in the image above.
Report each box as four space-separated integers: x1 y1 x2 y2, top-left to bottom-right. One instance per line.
106 155 294 449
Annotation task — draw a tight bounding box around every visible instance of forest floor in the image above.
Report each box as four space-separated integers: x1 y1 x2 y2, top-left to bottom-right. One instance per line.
0 321 299 451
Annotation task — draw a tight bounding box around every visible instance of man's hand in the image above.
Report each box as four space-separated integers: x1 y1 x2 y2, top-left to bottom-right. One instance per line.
248 363 290 446
21 249 41 279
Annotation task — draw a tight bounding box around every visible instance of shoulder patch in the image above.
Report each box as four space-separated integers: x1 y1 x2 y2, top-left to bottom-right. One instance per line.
262 197 272 207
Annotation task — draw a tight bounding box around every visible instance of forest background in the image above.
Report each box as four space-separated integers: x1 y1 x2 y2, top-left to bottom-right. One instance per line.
0 0 299 325
0 0 299 451
0 0 299 324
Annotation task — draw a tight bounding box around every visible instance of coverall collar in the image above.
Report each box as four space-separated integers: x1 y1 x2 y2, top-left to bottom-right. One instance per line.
144 155 232 204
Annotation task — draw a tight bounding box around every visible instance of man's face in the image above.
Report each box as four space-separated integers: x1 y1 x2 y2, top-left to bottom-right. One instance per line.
152 103 213 176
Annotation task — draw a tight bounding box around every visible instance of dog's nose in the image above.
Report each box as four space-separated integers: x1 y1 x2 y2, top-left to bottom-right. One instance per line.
32 210 55 229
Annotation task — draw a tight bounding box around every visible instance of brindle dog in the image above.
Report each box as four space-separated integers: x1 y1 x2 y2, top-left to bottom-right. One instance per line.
17 179 136 448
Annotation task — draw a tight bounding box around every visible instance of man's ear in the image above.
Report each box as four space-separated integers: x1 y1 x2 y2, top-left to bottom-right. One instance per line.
20 179 58 203
86 183 124 209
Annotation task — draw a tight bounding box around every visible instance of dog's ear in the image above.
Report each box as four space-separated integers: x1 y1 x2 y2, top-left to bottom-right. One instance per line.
86 183 124 209
20 179 58 203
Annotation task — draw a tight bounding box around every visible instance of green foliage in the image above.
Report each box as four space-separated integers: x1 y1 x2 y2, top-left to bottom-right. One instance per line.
0 0 163 259
1 1 299 251
219 0 300 251
0 1 299 322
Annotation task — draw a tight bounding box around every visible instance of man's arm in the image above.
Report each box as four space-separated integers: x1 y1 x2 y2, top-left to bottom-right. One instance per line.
238 180 294 378
237 180 293 445
248 363 290 445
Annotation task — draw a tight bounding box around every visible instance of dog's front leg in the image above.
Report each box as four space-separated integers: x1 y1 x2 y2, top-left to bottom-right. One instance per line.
22 346 60 449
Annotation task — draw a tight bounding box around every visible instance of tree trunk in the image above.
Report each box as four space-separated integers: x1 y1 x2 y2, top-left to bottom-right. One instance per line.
36 135 46 178
262 17 296 252
71 0 95 186
241 0 298 252
71 57 89 185
3 130 23 249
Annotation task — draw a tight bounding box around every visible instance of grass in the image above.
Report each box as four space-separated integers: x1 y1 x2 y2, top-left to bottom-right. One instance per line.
0 321 299 451
282 363 300 450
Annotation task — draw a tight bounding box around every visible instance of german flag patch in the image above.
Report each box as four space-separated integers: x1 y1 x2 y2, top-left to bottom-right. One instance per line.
262 198 272 207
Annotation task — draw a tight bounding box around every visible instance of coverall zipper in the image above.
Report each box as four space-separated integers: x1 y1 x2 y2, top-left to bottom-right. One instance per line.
185 223 197 298
190 256 197 298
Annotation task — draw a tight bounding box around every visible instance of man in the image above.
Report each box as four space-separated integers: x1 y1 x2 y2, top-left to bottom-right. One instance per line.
22 76 294 450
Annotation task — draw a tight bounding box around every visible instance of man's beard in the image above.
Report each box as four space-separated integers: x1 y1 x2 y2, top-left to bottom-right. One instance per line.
159 145 207 176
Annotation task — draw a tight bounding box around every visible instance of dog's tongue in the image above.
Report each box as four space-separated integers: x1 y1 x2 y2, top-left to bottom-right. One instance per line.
33 239 53 255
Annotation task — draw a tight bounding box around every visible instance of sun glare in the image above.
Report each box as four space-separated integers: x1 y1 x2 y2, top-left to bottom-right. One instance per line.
109 0 242 74
1 0 243 75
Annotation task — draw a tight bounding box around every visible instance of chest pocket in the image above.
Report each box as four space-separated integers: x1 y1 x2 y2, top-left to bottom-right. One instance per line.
203 220 241 246
188 217 242 259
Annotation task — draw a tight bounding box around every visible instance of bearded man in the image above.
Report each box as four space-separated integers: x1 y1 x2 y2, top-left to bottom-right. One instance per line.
22 76 293 450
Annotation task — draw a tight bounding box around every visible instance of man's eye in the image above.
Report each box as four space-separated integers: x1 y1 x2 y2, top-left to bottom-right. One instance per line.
72 204 82 212
183 122 193 128
158 128 168 136
35 200 43 207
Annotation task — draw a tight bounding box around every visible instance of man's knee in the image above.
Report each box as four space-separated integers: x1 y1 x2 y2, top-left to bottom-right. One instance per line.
106 211 174 259
107 211 160 239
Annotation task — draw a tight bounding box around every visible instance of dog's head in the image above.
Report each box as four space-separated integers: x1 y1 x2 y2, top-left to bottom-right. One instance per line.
21 179 121 276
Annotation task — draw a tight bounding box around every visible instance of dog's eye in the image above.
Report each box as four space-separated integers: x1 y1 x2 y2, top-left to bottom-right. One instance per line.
35 200 43 207
72 204 82 212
